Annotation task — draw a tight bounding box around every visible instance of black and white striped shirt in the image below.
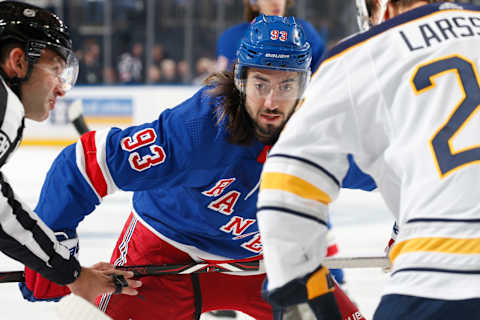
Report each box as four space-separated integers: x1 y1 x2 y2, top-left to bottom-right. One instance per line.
0 78 80 285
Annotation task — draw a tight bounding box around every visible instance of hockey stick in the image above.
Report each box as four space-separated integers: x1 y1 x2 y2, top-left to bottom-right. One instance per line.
68 99 90 135
116 256 391 278
0 256 390 283
117 256 391 278
116 260 261 277
324 256 390 269
0 270 24 283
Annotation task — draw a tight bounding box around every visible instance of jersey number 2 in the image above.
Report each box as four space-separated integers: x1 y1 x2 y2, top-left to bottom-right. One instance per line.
412 55 480 178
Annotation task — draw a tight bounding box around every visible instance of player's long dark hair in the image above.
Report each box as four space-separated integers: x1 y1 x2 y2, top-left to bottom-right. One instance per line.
204 69 256 146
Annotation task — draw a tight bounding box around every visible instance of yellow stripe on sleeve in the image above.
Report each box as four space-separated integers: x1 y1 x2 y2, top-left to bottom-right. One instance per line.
260 172 331 205
390 237 480 262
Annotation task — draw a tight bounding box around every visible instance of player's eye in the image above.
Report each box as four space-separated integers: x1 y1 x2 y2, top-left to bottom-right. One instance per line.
255 82 265 90
279 83 293 92
51 65 62 76
255 82 270 94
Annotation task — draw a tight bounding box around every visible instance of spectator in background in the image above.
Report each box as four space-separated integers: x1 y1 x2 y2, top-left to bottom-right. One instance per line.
192 57 215 85
147 64 162 84
152 43 167 65
77 38 103 84
177 59 191 84
146 43 172 84
216 0 326 72
158 58 179 84
117 42 144 84
103 66 117 84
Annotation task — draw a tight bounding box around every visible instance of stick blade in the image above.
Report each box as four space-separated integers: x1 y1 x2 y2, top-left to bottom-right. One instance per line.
68 99 83 122
68 99 91 135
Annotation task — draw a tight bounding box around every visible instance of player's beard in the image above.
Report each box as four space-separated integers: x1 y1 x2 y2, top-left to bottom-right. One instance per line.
253 107 295 145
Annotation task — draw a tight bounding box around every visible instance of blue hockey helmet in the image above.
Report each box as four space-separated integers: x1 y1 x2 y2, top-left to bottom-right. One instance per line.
234 15 312 98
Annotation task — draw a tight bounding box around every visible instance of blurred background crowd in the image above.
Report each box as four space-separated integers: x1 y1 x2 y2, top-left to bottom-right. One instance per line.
26 0 360 86
26 0 479 86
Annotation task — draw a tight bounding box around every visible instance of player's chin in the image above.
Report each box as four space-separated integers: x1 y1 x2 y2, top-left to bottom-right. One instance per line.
36 108 51 122
256 125 282 145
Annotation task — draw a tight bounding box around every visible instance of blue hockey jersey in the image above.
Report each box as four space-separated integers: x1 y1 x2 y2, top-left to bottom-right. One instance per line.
35 87 375 260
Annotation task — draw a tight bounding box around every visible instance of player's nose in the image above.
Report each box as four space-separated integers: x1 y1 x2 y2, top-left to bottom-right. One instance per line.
263 90 279 110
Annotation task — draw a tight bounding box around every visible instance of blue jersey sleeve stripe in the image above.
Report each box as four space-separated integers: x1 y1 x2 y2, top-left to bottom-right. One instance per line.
392 267 480 277
258 206 328 227
407 218 480 224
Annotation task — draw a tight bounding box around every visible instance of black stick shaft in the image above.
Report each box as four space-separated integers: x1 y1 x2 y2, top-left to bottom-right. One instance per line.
0 261 260 283
116 261 260 278
0 271 24 283
0 256 389 283
71 115 90 135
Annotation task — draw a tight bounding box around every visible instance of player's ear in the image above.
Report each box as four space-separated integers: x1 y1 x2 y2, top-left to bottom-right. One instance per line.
9 48 28 78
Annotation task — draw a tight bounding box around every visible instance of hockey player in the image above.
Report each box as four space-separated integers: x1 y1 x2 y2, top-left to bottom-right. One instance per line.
21 15 373 319
214 3 331 318
216 0 326 72
258 1 480 319
0 1 140 304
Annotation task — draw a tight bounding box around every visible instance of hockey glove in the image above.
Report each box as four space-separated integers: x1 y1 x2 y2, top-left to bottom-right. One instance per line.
263 265 365 320
19 230 79 302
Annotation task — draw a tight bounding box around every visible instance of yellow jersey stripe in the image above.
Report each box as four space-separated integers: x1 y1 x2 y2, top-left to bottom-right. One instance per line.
390 237 480 262
260 172 331 205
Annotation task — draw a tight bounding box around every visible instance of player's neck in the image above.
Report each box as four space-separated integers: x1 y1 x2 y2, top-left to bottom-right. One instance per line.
387 1 429 20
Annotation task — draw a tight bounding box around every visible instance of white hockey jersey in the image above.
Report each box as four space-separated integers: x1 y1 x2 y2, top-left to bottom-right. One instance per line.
258 3 480 300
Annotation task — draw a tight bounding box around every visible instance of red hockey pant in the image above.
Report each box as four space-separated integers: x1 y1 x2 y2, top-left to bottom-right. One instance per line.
96 213 273 320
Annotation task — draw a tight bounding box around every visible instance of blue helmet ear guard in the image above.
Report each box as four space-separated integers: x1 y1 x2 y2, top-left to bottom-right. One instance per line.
234 15 312 96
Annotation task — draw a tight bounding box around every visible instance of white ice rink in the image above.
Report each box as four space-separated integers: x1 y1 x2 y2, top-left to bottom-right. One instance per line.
0 146 394 320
